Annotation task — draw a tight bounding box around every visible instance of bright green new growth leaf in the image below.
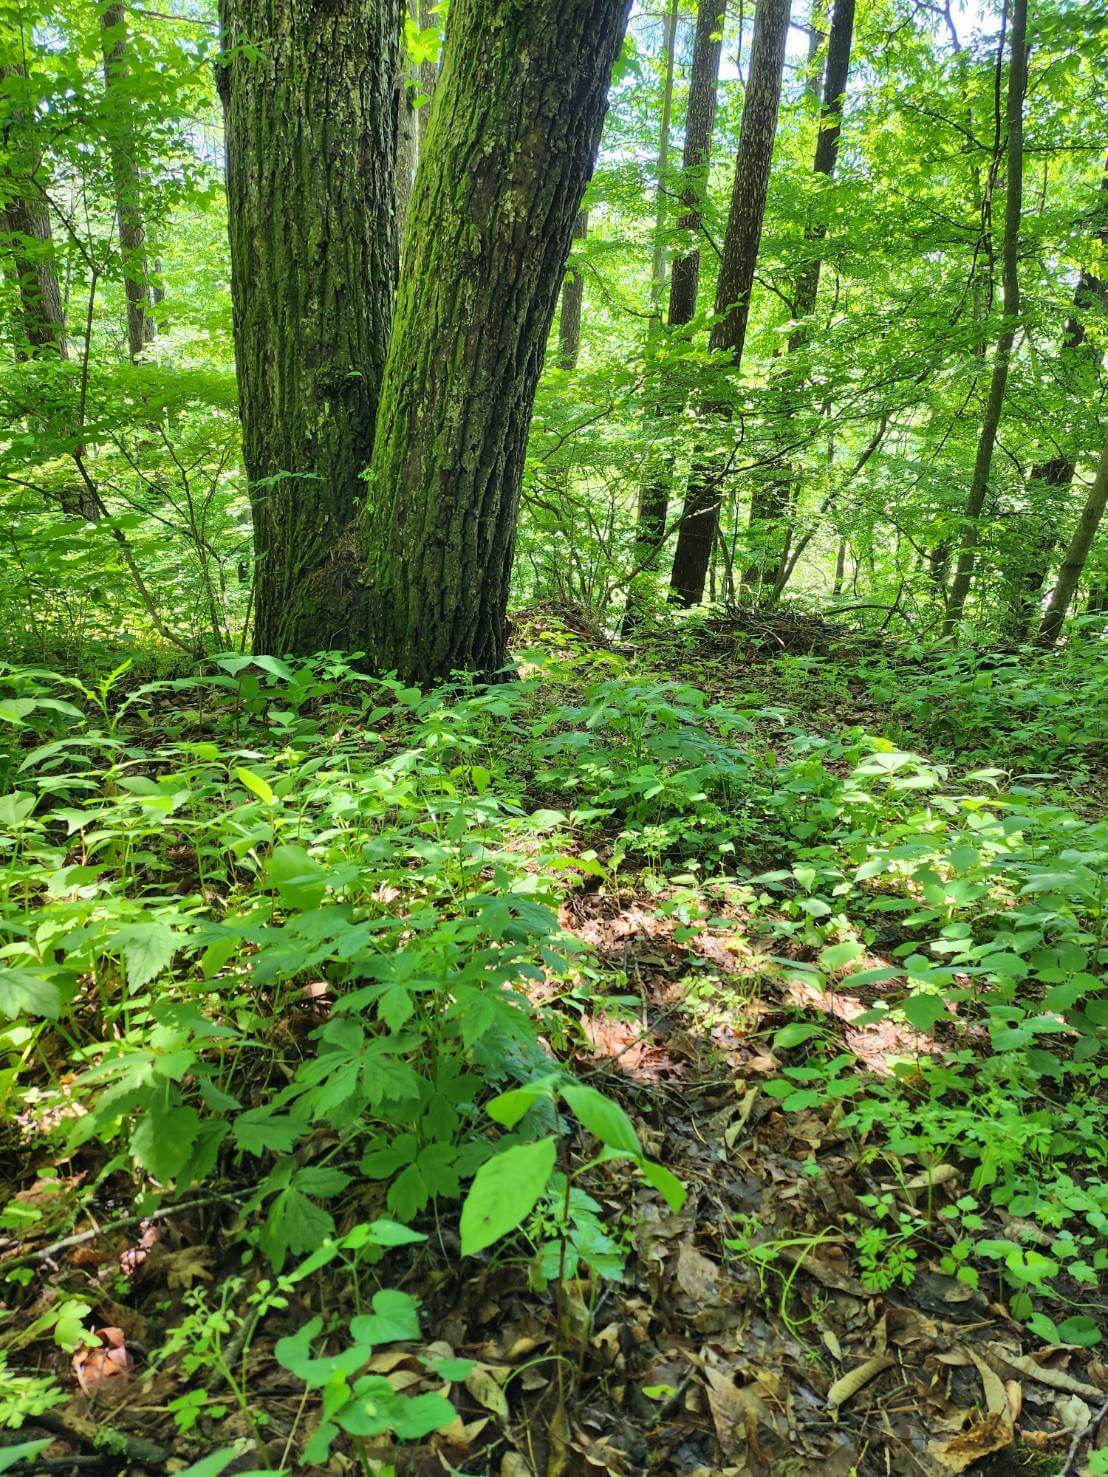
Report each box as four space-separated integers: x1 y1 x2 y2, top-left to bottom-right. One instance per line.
460 1136 557 1255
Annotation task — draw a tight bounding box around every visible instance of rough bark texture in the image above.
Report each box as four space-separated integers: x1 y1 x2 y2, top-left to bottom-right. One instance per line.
0 63 67 357
99 4 151 360
219 0 400 656
943 0 1027 635
1036 439 1108 646
669 0 790 607
558 207 588 371
360 0 630 683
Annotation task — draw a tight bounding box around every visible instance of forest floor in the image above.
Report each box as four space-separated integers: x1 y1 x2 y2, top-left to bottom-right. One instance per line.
1 609 1106 1477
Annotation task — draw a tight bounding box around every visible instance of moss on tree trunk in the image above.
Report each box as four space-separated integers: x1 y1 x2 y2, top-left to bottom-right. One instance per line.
359 0 630 683
219 0 400 656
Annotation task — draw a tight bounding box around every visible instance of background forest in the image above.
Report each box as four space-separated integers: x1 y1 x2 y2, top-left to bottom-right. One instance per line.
0 0 1107 1472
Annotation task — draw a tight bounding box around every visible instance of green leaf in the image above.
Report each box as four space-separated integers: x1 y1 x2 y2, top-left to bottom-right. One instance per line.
0 1441 52 1473
349 1288 422 1345
265 843 326 910
112 921 179 990
486 1074 560 1128
234 1108 306 1155
772 1022 822 1049
170 1448 245 1477
901 993 949 1032
561 1082 640 1156
459 1137 557 1255
639 1158 686 1212
0 967 61 1020
819 941 865 972
263 1187 334 1269
235 766 275 805
1057 1315 1102 1347
132 1102 201 1182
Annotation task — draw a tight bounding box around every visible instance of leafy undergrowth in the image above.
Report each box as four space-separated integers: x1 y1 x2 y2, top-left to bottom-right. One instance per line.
0 616 1106 1476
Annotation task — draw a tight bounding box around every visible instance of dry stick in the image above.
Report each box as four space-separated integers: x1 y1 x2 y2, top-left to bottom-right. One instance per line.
0 1192 238 1271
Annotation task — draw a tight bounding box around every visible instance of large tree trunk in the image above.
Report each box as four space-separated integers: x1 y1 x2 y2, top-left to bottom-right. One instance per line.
99 3 153 360
558 207 589 371
359 0 630 683
943 0 1028 636
1035 440 1108 648
219 0 400 656
628 0 725 607
747 0 854 600
669 0 791 607
0 63 67 357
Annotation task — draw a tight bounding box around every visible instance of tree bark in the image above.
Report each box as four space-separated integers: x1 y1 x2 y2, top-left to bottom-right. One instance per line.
746 0 854 599
0 63 67 357
99 3 152 359
359 0 630 683
558 207 588 371
416 0 439 152
649 0 681 332
667 0 725 327
943 0 1028 636
669 0 791 607
1036 440 1108 647
1009 160 1107 633
626 0 726 625
219 0 400 656
395 0 418 248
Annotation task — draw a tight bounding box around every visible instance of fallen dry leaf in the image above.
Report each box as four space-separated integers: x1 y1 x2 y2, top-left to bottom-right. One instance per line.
464 1362 509 1419
675 1239 721 1302
827 1354 894 1413
929 1411 1014 1472
71 1326 133 1394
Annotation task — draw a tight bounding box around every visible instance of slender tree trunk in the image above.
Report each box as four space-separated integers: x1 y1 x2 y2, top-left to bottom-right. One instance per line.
358 0 630 682
416 0 439 151
746 0 854 597
649 0 680 332
558 208 588 371
1035 440 1108 647
943 0 1028 636
669 0 791 607
1010 161 1107 633
395 1 418 249
626 0 726 626
790 0 853 349
0 64 67 357
99 3 151 360
668 0 726 328
219 0 400 656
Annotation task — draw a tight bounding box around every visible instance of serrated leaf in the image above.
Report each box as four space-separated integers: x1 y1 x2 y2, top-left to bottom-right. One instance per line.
0 967 61 1020
112 922 179 990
